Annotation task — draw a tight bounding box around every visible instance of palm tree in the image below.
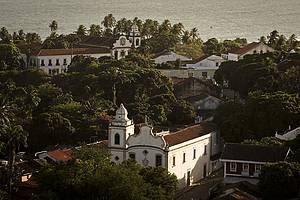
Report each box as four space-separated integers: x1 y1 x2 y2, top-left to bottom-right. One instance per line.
89 24 102 36
49 20 58 33
101 14 116 30
190 28 198 40
76 25 87 37
182 30 191 44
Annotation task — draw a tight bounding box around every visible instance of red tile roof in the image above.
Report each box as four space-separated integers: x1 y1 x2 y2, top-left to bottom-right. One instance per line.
32 47 111 56
47 149 73 162
163 121 216 147
229 42 261 55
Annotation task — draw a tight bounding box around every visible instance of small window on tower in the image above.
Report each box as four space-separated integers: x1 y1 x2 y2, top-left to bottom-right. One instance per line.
136 38 140 46
114 133 120 145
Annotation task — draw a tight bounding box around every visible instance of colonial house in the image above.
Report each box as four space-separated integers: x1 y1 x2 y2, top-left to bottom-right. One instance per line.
153 50 192 65
26 47 112 75
22 25 141 74
220 143 290 184
108 104 221 188
275 126 300 141
184 55 226 79
223 42 274 61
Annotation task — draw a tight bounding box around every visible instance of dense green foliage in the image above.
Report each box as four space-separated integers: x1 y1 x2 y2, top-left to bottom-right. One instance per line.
259 162 300 200
214 91 300 142
35 146 178 200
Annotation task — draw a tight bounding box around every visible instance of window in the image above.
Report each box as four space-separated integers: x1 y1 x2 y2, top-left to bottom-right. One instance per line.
48 69 51 75
183 153 186 163
230 162 237 172
115 156 119 161
63 58 67 65
56 59 60 66
188 72 193 77
203 145 207 155
48 59 52 66
216 62 219 67
243 163 249 172
114 51 118 60
156 154 162 166
202 72 208 78
136 38 140 46
121 50 126 57
41 59 45 66
193 149 196 159
114 133 120 145
172 156 176 166
260 50 263 54
129 153 135 160
120 38 126 46
255 164 261 172
253 50 257 54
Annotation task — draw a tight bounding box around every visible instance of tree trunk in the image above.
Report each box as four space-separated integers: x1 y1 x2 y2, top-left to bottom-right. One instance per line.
8 142 16 200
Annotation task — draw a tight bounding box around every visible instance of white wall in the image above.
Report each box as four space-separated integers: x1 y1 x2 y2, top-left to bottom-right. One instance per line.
167 134 211 188
154 52 191 64
160 69 216 80
30 53 111 74
186 56 225 69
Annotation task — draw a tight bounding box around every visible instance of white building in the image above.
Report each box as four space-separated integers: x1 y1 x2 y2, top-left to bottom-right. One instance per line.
27 48 111 75
224 42 274 61
153 51 192 65
185 55 226 70
108 104 220 188
23 25 141 75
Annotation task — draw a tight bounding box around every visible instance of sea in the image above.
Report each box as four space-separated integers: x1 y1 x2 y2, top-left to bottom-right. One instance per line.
0 0 299 41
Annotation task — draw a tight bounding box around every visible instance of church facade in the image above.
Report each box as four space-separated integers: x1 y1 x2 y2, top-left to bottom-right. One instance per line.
108 104 220 188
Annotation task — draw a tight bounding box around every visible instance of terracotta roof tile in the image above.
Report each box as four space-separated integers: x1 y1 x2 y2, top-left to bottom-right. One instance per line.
33 47 111 56
229 42 260 55
163 121 216 147
47 149 73 162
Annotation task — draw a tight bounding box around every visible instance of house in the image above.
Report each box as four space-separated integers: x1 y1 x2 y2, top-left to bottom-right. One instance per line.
43 148 73 163
225 42 274 61
172 77 215 99
108 104 221 188
275 127 300 141
184 55 226 79
153 50 192 65
22 25 141 74
220 143 290 184
26 47 111 75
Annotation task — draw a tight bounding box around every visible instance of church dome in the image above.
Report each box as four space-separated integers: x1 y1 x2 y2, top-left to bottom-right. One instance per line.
131 24 139 32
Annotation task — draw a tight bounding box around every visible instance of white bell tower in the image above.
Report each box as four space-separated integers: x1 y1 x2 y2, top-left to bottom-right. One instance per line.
129 24 141 48
108 103 134 163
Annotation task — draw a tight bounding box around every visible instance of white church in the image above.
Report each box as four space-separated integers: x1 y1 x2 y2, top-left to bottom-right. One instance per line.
108 104 221 188
22 25 141 75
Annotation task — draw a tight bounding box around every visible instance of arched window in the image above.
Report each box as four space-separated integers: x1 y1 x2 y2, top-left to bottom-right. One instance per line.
114 133 120 145
136 39 140 46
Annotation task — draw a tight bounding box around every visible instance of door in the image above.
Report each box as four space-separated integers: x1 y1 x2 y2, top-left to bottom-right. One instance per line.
187 171 191 186
203 164 207 178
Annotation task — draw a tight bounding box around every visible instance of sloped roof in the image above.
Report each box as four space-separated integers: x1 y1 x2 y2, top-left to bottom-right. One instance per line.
33 47 110 56
79 36 117 48
47 149 73 162
229 42 260 55
221 143 289 163
163 121 216 147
